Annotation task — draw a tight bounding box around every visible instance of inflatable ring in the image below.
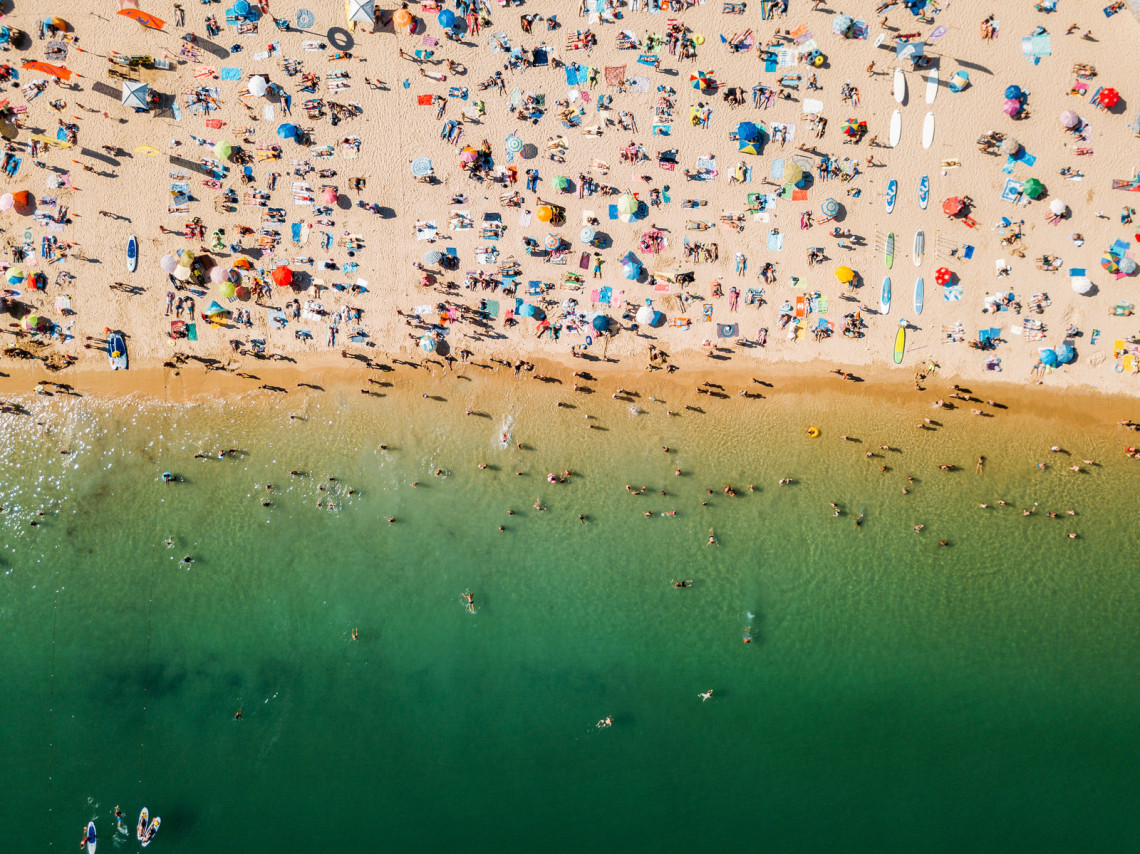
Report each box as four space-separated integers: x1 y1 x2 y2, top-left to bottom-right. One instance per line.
1114 363 1124 372
813 54 825 67
693 34 704 45
806 427 820 438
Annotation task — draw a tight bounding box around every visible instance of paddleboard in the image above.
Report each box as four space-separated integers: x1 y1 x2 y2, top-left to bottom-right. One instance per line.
137 809 148 843
922 111 935 149
885 231 895 269
86 821 96 854
913 229 925 266
880 276 891 314
914 277 925 315
893 325 906 364
926 67 939 104
141 817 160 848
918 175 929 210
889 109 901 148
885 179 897 214
893 67 905 104
126 236 138 273
107 332 128 371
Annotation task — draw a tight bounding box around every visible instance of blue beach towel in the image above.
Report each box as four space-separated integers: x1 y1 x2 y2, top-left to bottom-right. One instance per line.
770 158 785 180
219 67 242 80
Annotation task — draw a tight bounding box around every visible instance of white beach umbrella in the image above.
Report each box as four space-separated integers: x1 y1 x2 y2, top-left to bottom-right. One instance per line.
249 76 268 98
1070 276 1092 295
636 305 655 325
1049 198 1067 216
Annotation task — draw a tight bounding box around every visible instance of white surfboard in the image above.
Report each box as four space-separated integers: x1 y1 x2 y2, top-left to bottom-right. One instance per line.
926 67 939 104
913 230 925 267
893 67 905 104
921 111 935 149
889 109 902 148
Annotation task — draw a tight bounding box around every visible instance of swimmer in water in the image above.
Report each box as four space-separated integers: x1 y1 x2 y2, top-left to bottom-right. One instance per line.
743 627 752 644
463 591 475 613
597 716 613 728
672 579 692 588
698 690 714 701
706 531 718 547
351 628 359 641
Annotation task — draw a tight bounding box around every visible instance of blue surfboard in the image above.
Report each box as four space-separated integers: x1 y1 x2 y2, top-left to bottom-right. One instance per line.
886 178 897 214
914 277 925 315
880 276 891 314
918 175 929 210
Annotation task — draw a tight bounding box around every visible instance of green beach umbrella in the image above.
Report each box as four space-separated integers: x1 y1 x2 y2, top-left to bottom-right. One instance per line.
214 141 234 160
219 281 237 299
1023 178 1043 199
552 175 569 190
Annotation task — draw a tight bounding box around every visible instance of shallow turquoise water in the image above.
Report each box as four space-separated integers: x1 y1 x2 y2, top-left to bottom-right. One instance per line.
1 383 1139 853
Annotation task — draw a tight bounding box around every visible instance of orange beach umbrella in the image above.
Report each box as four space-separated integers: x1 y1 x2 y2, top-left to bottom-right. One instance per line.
22 61 73 82
117 8 166 29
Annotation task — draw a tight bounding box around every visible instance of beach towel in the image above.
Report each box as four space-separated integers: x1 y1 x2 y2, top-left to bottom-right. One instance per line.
654 281 672 293
770 158 785 180
416 94 435 106
608 204 619 220
766 230 784 251
763 52 778 73
268 309 288 328
186 323 198 341
518 209 532 227
1000 179 1025 203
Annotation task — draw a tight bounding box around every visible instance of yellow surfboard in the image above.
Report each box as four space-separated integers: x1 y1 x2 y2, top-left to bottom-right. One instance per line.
893 326 906 364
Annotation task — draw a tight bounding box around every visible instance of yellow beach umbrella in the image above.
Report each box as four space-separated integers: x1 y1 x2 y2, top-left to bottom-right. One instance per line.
835 266 855 283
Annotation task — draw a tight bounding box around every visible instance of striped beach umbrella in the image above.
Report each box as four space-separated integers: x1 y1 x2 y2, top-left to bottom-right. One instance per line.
6 266 26 284
544 233 561 249
552 175 569 190
689 70 712 90
821 198 839 217
410 157 433 178
580 226 596 244
504 134 523 155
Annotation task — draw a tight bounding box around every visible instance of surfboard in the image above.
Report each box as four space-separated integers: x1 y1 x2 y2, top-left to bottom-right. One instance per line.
913 229 925 266
926 67 939 104
918 175 929 210
136 809 148 843
880 276 891 314
885 179 897 214
893 325 906 364
922 111 935 149
126 236 138 273
86 822 96 854
140 817 160 848
893 67 905 104
914 277 925 315
885 231 895 269
889 109 901 148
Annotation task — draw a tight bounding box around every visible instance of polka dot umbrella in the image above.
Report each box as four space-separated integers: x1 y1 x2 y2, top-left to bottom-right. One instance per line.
1098 87 1119 109
934 267 953 286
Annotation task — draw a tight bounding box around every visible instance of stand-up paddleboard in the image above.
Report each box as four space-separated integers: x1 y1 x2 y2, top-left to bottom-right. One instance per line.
137 809 148 843
893 67 906 104
885 231 895 269
918 175 929 210
880 276 891 313
85 822 96 854
107 332 128 370
926 67 939 103
886 179 897 213
913 230 925 266
922 111 935 149
914 277 925 314
126 236 138 273
141 817 160 848
889 109 902 148
894 325 906 364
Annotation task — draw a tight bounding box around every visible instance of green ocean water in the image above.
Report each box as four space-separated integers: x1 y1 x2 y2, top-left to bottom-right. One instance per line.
1 379 1139 853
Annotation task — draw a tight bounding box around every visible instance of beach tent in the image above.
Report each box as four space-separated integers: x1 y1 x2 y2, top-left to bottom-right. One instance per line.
346 0 375 29
121 80 150 111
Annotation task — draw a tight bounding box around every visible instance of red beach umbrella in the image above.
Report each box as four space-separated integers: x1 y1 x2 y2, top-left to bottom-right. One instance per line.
272 265 293 287
1098 87 1120 109
942 197 964 216
934 267 953 286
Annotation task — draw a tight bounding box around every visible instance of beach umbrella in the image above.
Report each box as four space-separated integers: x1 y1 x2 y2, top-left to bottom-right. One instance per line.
1059 109 1080 128
552 175 569 190
689 70 712 90
518 303 537 318
410 157 433 178
738 138 762 155
1000 136 1020 156
277 123 298 140
209 265 230 283
232 257 253 270
234 0 251 14
1004 85 1023 100
214 141 234 160
1023 178 1044 199
272 265 293 287
0 193 12 211
536 205 554 223
1039 348 1059 367
393 8 412 29
736 121 762 141
617 194 638 216
117 8 165 29
172 264 191 281
1120 257 1138 275
219 281 237 299
159 254 178 274
834 265 855 283
21 315 47 331
177 249 195 267
22 61 72 82
623 262 641 280
949 70 970 93
1071 275 1092 294
419 335 436 352
249 75 268 98
934 267 953 286
459 147 478 163
840 118 861 137
942 197 963 216
784 163 804 186
821 197 839 218
1049 198 1067 216
580 226 596 244
520 143 538 160
12 190 31 210
591 313 611 332
423 250 442 265
832 14 853 34
347 0 375 25
1055 343 1075 364
6 266 25 284
544 233 561 250
1101 254 1120 273
438 9 456 28
636 306 655 325
1099 87 1120 109
321 187 337 204
44 16 68 30
204 300 228 316
1002 98 1020 116
504 134 523 156
121 80 149 110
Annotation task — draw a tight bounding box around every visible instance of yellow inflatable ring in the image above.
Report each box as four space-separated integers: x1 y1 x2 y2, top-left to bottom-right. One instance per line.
694 34 705 45
813 54 825 67
806 427 820 438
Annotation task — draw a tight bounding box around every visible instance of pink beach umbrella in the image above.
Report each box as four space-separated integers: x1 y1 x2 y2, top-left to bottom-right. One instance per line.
1002 98 1020 116
321 187 337 205
209 264 231 284
1059 109 1080 128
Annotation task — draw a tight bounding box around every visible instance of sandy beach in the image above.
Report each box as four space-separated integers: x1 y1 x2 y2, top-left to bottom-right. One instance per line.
1 0 1140 403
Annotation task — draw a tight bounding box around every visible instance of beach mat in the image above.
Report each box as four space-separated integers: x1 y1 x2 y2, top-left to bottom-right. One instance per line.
186 323 198 341
219 67 242 80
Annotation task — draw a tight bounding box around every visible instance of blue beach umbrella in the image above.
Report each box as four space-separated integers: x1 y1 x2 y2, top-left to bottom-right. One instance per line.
419 335 436 352
736 121 762 141
518 302 537 318
438 9 456 28
580 226 596 244
1055 343 1075 364
276 123 298 140
591 314 611 332
504 134 523 156
234 0 251 15
821 197 839 217
410 157 434 178
1004 84 1023 100
1039 348 1059 367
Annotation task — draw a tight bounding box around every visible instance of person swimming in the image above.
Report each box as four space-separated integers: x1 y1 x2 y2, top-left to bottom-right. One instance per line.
596 716 613 728
672 579 692 588
698 690 714 701
463 591 475 613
